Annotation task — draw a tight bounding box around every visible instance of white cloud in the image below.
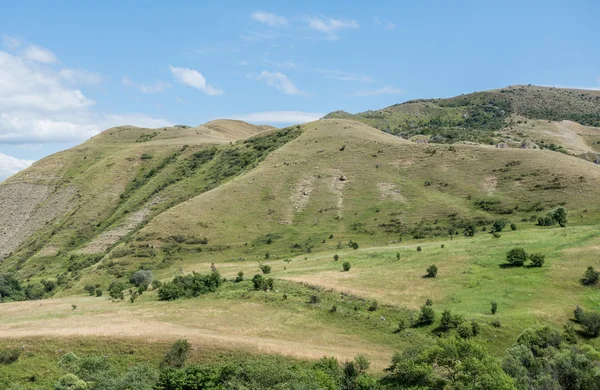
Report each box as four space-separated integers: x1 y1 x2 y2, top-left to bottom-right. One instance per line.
0 153 34 181
22 44 57 64
238 60 249 66
169 65 223 96
248 71 305 95
348 86 403 97
59 68 103 84
2 35 20 50
251 11 288 27
232 111 323 124
386 23 396 30
261 59 297 69
122 76 171 93
0 48 170 145
315 68 372 82
241 31 277 41
306 16 359 40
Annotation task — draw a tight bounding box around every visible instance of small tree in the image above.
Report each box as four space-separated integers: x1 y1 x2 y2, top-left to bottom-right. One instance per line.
235 271 244 283
252 274 265 290
396 252 400 260
108 281 126 300
130 270 153 288
581 266 599 286
529 253 545 267
506 248 528 266
491 220 507 233
259 264 271 274
491 301 498 315
580 312 600 337
416 246 422 252
510 223 517 231
84 284 96 296
342 261 351 272
368 300 379 312
464 224 476 237
349 241 359 250
334 254 339 261
471 320 480 336
417 304 435 325
574 306 585 323
161 340 190 369
548 207 568 227
457 322 474 339
425 265 438 278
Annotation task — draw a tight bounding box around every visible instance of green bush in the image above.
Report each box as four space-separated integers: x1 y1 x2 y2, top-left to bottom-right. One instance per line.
367 300 379 312
506 248 528 266
425 264 437 278
491 301 498 315
161 340 190 369
417 304 435 325
416 246 422 252
529 253 545 267
130 270 153 288
342 261 351 272
580 311 600 337
457 322 474 339
157 270 222 301
0 348 21 365
333 254 339 261
581 266 599 286
491 220 507 233
235 271 244 282
260 264 272 274
108 281 126 300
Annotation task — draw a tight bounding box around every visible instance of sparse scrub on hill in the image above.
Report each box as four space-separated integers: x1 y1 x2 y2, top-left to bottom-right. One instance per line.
342 261 351 272
529 253 545 267
108 281 126 300
157 270 222 300
506 248 528 266
161 339 190 369
259 264 271 274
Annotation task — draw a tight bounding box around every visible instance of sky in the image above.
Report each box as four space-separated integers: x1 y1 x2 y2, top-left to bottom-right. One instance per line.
1 0 599 180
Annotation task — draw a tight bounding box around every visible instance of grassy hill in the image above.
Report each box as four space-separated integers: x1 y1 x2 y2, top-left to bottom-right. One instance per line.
1 86 600 388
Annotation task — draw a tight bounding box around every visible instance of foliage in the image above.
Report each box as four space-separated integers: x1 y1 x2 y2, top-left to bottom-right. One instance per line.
161 340 190 369
506 247 528 266
425 264 437 278
581 266 599 286
0 349 21 365
130 270 153 288
108 281 126 300
491 301 498 315
259 264 272 274
252 274 274 291
491 220 507 233
158 270 222 301
342 261 351 272
529 253 545 267
416 304 435 326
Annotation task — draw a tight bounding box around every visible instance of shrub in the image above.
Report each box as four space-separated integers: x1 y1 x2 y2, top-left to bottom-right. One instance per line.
425 299 433 306
506 248 528 266
309 295 321 304
397 318 407 332
349 241 359 250
417 304 435 325
259 264 272 274
425 265 438 278
130 270 153 288
493 232 501 238
396 252 400 260
580 312 600 337
252 274 265 290
471 320 481 336
491 220 507 233
457 322 474 339
108 281 126 300
581 266 599 286
368 300 379 312
548 207 568 227
342 261 351 272
0 348 21 364
334 254 339 261
464 224 476 237
491 320 502 328
235 271 244 283
491 301 498 315
574 306 585 323
529 253 545 267
416 246 422 252
95 289 102 297
161 340 190 369
84 284 96 296
157 270 222 300
510 223 517 231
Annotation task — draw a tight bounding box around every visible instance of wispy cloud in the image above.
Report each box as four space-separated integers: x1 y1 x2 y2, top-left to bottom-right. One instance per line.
232 111 323 124
261 59 298 69
251 11 288 27
386 22 396 30
59 68 103 85
248 71 306 95
348 86 403 97
169 65 223 96
22 44 57 64
374 17 396 30
241 31 277 41
1 35 20 50
306 16 359 40
122 77 170 93
315 68 372 82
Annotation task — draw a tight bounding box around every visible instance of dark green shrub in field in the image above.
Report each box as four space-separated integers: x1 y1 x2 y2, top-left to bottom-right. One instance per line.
260 264 271 274
580 311 600 337
235 271 244 282
84 284 96 296
506 248 528 266
161 340 190 369
308 295 321 304
574 306 585 323
151 280 162 290
457 322 474 339
471 320 481 336
108 281 126 300
342 261 351 272
417 304 435 325
334 254 339 261
464 224 476 237
95 289 102 297
0 348 21 364
491 220 507 233
581 266 599 286
416 246 422 252
548 207 568 227
529 253 545 267
157 270 222 300
510 223 517 231
425 264 437 278
491 301 498 315
349 241 359 250
368 300 379 312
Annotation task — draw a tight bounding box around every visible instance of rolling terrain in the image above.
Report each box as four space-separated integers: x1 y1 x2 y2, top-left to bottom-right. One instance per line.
0 85 599 388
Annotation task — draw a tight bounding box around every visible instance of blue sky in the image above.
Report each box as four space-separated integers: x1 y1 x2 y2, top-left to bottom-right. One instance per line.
1 0 599 180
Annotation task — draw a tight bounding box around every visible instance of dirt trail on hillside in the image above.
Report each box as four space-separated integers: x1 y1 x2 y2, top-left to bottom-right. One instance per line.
0 297 394 369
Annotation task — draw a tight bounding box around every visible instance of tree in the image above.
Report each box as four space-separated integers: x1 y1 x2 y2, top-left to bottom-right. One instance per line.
506 248 528 266
234 271 244 283
259 264 271 274
334 254 339 261
252 274 265 290
343 261 351 272
161 340 190 369
491 220 507 233
491 301 498 315
464 223 476 237
417 304 435 326
548 207 568 227
108 281 126 300
581 266 599 286
457 322 474 339
425 264 437 278
130 270 153 288
580 311 600 337
529 253 545 267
